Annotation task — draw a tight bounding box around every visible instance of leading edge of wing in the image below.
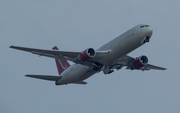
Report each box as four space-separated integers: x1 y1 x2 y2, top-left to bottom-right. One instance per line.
25 74 61 81
10 45 81 58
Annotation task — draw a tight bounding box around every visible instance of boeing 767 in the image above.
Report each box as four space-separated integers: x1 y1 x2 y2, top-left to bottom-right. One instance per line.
10 24 166 85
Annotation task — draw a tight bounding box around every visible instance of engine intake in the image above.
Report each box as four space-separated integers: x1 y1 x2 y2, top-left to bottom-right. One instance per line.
133 55 148 69
80 48 96 61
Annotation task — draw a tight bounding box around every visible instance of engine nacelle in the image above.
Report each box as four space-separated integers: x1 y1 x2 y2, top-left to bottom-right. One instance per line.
80 48 96 61
133 55 148 69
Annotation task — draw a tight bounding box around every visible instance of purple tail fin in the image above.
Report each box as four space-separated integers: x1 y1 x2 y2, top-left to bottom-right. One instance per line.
52 46 71 75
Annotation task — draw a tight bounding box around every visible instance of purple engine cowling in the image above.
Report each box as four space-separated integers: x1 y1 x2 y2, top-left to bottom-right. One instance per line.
133 55 148 69
80 48 96 61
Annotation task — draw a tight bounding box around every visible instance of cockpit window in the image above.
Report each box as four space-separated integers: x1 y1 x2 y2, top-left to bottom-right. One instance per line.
140 25 149 28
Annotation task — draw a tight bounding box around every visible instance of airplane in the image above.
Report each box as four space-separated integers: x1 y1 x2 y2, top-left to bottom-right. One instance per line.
10 24 166 85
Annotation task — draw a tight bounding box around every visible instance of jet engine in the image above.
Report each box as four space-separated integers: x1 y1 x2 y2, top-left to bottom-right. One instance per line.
80 48 96 61
133 55 148 69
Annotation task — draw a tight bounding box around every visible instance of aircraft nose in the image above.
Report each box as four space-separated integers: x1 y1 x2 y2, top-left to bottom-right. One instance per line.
147 27 153 37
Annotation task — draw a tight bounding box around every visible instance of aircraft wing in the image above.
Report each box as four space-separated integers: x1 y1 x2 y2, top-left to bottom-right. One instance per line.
10 45 80 61
111 55 166 71
140 64 166 70
10 46 166 71
10 46 108 67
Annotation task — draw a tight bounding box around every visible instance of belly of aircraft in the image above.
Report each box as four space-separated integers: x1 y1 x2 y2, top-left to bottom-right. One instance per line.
56 64 94 85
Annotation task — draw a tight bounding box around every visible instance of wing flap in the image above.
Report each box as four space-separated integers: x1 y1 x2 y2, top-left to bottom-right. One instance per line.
25 74 61 81
145 64 166 70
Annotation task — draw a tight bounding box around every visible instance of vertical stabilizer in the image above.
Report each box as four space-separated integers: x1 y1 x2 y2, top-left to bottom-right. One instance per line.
52 46 71 75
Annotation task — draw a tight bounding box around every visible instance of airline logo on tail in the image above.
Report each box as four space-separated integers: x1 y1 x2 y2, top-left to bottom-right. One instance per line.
58 59 67 70
52 46 70 75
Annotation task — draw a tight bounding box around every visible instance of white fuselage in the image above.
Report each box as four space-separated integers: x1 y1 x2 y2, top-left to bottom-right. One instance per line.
56 24 153 85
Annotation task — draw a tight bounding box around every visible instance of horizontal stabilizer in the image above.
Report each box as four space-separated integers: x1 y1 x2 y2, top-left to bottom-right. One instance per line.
25 75 61 81
73 81 87 85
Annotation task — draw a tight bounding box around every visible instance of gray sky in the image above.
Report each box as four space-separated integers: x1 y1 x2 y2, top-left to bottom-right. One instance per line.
1 0 180 113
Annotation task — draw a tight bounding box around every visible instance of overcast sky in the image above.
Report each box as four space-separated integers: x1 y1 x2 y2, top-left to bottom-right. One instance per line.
1 0 180 113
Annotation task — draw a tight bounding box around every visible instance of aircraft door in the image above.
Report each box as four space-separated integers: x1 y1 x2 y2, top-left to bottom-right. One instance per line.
131 28 135 35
